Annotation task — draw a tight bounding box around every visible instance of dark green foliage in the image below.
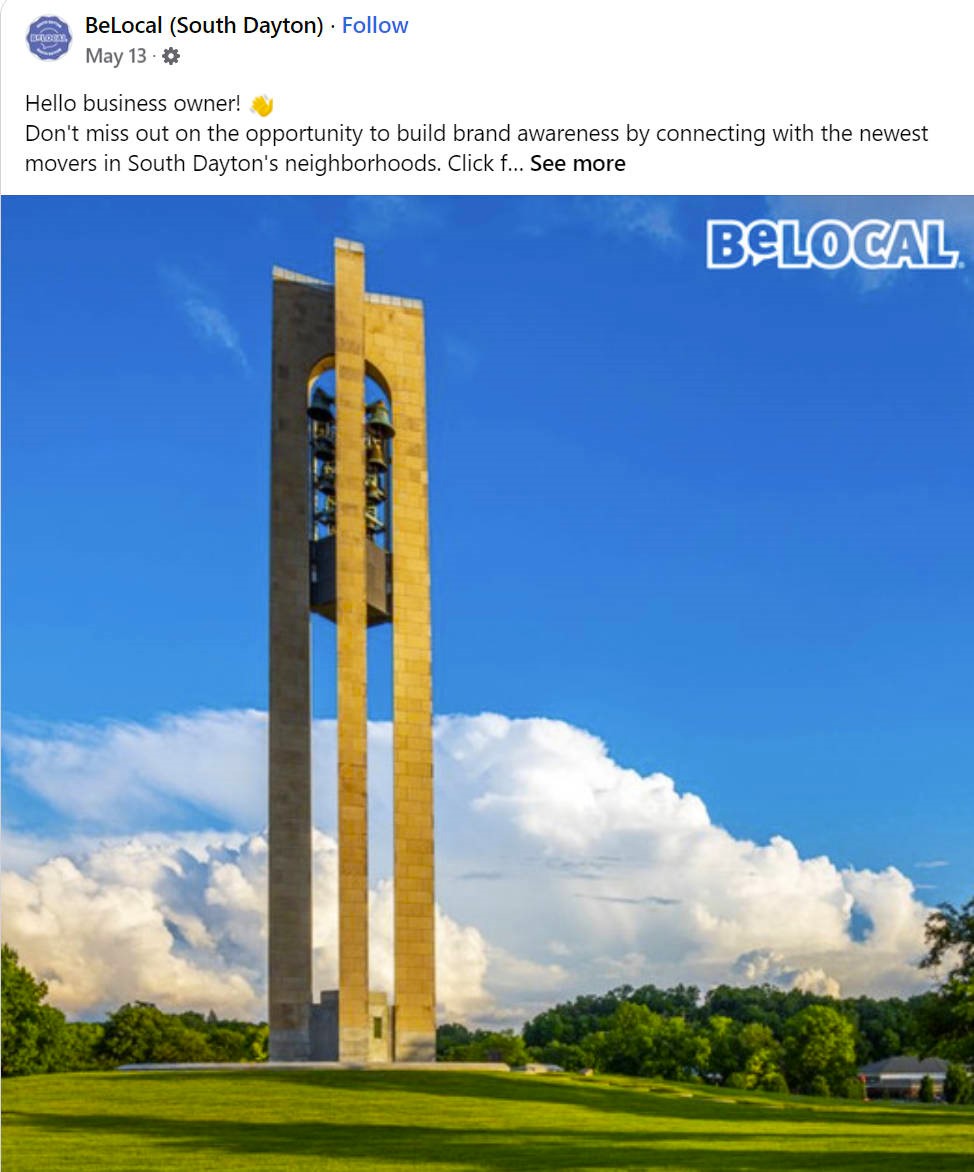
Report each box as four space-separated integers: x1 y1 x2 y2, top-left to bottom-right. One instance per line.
587 1003 711 1080
760 1071 789 1093
844 994 932 1063
839 1076 865 1100
944 1062 972 1104
522 988 632 1048
1 944 73 1076
919 1073 936 1102
62 1022 108 1070
2 944 267 1073
921 897 974 981
919 897 974 1062
435 1022 473 1057
101 1002 268 1065
782 1005 857 1096
465 1031 530 1066
532 1040 589 1071
517 976 966 1097
724 1072 748 1089
737 1021 784 1089
436 1025 528 1065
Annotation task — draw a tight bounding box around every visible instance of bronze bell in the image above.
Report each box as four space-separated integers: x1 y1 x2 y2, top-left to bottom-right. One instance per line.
366 399 395 437
365 473 386 503
366 436 387 469
315 463 336 492
315 499 336 530
308 387 335 423
312 422 335 457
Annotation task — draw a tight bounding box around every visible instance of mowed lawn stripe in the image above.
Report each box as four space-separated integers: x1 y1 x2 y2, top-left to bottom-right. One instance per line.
3 1071 972 1171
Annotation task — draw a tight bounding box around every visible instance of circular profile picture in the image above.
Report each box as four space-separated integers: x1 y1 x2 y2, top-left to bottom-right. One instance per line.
27 15 72 60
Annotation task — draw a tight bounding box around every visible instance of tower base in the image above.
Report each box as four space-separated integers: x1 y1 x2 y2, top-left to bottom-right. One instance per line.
310 990 396 1062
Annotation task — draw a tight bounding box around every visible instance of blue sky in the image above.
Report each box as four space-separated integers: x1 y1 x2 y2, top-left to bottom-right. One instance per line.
2 196 972 1018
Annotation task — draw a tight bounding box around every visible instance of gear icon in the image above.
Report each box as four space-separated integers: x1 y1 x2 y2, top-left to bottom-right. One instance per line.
162 47 180 65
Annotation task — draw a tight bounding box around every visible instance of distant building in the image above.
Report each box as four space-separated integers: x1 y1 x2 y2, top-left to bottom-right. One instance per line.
859 1055 948 1100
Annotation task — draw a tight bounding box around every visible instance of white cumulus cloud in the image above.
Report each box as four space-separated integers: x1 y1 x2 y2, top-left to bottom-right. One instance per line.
2 708 939 1022
2 830 491 1023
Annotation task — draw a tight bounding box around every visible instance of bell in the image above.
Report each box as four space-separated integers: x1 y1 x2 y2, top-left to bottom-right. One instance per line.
317 498 336 525
365 504 383 533
366 399 395 437
308 387 335 422
312 422 335 456
365 473 386 503
366 436 387 469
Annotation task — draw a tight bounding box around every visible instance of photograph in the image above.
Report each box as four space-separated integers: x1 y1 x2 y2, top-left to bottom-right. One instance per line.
3 193 973 1163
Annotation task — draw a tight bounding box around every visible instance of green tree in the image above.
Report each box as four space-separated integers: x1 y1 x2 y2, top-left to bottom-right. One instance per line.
592 1003 661 1076
761 1071 790 1094
919 1074 936 1102
738 1021 784 1090
1 945 71 1076
465 1030 529 1066
922 898 974 980
101 1002 209 1065
782 1004 857 1096
920 897 974 1062
943 1062 972 1104
62 1021 107 1070
703 1015 740 1082
532 1040 588 1071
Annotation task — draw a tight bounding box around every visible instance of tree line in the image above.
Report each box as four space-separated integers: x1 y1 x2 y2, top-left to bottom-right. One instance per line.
1 945 266 1075
437 897 974 1101
438 981 968 1100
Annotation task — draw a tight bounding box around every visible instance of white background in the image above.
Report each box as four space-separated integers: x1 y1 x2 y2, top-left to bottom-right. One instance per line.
2 0 973 195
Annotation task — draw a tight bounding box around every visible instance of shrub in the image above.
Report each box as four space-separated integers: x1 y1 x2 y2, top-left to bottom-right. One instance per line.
761 1071 789 1094
944 1063 972 1104
725 1072 749 1089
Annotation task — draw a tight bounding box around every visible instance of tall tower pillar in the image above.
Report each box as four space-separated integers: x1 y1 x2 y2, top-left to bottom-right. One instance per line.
333 244 371 1062
268 239 436 1062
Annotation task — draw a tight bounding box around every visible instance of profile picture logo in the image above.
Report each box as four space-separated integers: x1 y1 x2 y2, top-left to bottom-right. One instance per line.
27 15 72 60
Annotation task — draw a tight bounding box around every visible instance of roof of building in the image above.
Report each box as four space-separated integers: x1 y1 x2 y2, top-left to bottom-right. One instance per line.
859 1055 949 1077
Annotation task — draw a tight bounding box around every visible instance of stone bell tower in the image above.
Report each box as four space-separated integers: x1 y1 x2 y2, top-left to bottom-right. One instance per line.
268 239 435 1063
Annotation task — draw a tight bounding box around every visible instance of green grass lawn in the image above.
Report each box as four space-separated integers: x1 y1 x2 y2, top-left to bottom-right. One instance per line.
3 1070 972 1171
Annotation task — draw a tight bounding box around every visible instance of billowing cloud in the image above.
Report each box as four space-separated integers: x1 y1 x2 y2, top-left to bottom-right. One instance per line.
2 709 938 1022
2 831 491 1022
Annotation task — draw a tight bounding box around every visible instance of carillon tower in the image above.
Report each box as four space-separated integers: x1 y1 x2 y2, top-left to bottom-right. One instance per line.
268 239 435 1063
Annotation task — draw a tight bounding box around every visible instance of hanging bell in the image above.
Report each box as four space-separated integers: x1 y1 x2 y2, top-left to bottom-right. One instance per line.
366 399 395 438
366 436 387 469
314 464 336 493
317 498 337 526
312 423 335 458
365 473 386 503
307 387 335 423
